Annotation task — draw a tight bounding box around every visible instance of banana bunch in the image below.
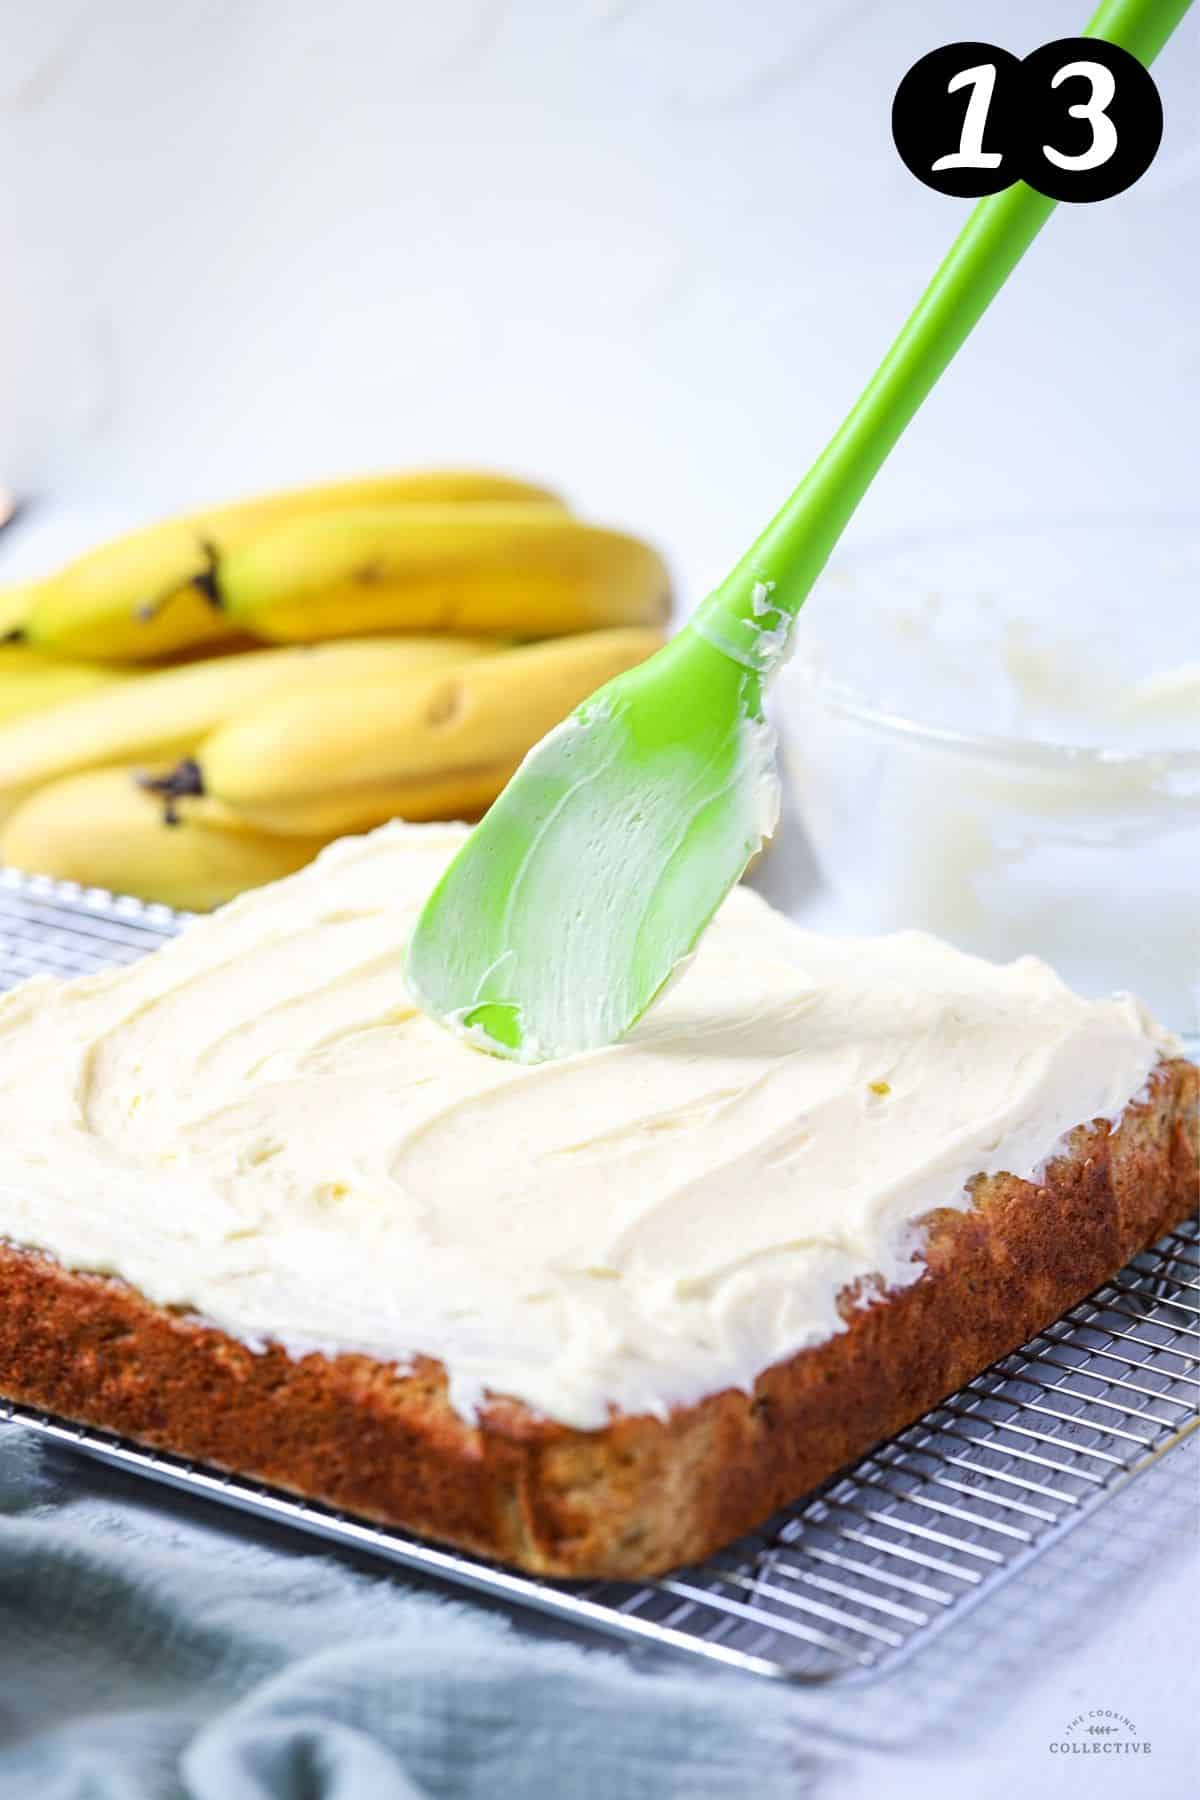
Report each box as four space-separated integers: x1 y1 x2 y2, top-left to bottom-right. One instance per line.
9 471 668 662
0 466 671 909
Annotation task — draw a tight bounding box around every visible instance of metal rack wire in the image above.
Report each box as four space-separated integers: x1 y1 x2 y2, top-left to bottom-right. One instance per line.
1 868 1196 1683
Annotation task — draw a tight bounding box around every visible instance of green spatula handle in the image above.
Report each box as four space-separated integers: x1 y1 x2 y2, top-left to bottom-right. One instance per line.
694 0 1192 674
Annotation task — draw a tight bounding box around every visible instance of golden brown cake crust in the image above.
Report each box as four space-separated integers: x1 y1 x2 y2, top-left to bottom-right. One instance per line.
1 1059 1195 1578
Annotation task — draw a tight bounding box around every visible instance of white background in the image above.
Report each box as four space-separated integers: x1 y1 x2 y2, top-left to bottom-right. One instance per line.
0 5 1195 1794
1 0 1197 604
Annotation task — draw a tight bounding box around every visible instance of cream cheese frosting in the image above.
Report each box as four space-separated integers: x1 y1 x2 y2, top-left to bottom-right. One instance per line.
0 822 1175 1429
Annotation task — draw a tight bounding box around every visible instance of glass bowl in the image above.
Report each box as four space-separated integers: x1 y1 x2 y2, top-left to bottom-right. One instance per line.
776 517 1200 1037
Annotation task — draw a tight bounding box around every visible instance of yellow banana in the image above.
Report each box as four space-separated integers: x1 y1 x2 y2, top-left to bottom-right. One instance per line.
0 660 132 725
17 470 562 663
0 635 498 823
204 505 671 643
1 768 330 911
181 627 663 837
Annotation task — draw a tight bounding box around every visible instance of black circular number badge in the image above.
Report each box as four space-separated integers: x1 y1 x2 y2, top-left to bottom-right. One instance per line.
892 43 1025 198
893 38 1164 204
1020 38 1163 202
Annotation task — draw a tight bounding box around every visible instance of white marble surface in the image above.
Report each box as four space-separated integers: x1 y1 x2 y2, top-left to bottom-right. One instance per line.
1 0 1197 609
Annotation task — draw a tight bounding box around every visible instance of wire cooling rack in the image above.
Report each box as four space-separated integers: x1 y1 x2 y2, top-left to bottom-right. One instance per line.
1 867 1197 1684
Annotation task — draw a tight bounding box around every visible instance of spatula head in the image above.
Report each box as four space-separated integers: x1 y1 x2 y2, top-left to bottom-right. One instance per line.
406 629 779 1062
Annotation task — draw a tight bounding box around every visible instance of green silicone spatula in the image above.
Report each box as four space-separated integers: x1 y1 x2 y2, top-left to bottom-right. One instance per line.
408 0 1190 1064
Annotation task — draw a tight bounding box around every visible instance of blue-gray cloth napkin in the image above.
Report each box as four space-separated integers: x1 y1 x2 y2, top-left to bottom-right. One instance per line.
0 1429 811 1799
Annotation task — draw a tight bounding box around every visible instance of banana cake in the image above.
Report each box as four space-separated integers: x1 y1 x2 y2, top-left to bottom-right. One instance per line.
0 822 1195 1575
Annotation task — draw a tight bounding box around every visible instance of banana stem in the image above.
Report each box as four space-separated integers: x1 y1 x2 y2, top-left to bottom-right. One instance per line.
138 758 206 826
